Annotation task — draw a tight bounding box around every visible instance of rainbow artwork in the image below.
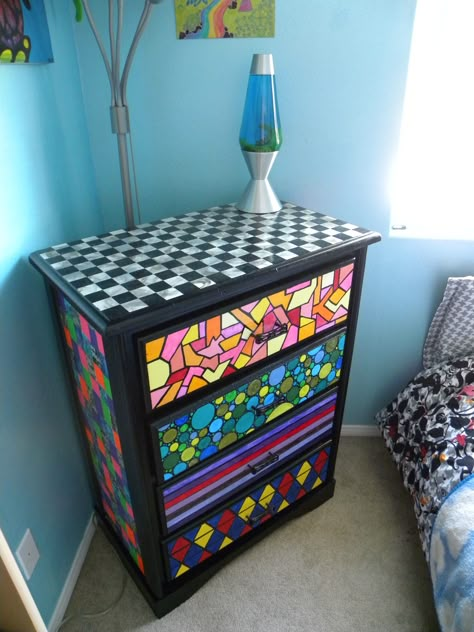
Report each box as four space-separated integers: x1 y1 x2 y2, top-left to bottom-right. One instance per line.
174 0 275 40
144 263 353 410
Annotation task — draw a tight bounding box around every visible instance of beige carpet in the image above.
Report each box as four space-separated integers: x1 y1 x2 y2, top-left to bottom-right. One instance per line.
61 437 440 632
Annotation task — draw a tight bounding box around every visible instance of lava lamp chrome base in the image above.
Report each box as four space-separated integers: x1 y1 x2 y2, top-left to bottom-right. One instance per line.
237 150 282 214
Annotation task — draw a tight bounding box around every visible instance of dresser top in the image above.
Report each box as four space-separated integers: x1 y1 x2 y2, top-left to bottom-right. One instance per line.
31 203 380 326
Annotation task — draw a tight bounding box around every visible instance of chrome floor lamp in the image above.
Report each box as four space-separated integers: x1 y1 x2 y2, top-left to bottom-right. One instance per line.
75 0 160 230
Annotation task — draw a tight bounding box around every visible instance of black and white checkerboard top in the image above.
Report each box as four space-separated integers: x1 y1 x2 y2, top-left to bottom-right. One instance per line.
36 203 376 323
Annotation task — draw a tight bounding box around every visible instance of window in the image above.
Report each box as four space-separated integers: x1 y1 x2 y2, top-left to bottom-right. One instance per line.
390 0 474 240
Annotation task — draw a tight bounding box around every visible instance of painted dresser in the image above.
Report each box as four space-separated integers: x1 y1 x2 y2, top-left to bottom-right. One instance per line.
30 202 380 616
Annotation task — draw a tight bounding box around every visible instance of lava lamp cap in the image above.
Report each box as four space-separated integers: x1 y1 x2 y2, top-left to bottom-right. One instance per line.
250 53 275 75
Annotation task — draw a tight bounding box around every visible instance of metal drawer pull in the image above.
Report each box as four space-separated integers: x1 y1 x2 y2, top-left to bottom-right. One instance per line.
247 504 276 526
254 322 288 344
254 395 285 415
247 452 279 475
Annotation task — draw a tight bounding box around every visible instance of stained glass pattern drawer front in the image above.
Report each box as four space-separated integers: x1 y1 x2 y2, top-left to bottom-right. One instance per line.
165 443 331 580
161 391 337 534
142 262 354 411
153 329 346 482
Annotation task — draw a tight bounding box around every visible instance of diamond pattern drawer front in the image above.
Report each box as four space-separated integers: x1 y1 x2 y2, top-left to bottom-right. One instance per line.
161 391 337 533
153 330 346 481
142 262 353 410
165 444 331 579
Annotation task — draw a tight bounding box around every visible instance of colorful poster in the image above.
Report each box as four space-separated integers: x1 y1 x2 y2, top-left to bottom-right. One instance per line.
174 0 275 40
0 0 53 63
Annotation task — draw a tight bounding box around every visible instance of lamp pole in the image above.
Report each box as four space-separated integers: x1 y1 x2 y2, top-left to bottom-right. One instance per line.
111 106 134 230
78 0 160 230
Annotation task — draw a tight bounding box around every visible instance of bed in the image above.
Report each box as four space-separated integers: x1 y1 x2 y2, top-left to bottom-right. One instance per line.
375 276 474 632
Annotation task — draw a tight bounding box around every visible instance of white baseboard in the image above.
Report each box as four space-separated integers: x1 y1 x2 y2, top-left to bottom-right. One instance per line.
341 424 380 437
48 513 95 632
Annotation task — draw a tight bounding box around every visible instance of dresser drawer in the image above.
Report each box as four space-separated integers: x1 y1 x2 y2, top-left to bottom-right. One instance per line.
160 391 337 534
152 329 346 482
141 261 354 410
164 441 332 580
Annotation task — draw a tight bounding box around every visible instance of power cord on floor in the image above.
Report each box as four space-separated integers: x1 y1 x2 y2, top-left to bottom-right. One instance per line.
55 514 128 631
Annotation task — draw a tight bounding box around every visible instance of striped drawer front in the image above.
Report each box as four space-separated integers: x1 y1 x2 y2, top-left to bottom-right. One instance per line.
154 330 345 481
165 444 331 579
143 262 353 410
162 391 337 533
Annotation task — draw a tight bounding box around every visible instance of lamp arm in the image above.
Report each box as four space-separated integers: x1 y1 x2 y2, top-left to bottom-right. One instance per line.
108 0 118 104
81 0 115 105
114 0 124 106
120 1 154 106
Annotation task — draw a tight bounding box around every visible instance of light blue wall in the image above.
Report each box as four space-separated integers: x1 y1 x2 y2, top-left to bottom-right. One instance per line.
75 0 423 230
0 2 102 625
75 0 472 425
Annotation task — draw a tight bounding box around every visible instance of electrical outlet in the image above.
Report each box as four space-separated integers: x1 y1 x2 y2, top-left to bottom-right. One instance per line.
16 529 40 581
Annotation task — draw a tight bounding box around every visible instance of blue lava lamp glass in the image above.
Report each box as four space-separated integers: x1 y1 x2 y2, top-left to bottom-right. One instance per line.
239 73 282 153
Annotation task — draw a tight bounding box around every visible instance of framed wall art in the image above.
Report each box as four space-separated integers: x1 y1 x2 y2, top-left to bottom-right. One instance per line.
0 0 53 64
175 0 275 40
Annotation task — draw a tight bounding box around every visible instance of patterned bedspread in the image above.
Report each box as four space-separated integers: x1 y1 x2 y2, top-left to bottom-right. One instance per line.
375 357 474 560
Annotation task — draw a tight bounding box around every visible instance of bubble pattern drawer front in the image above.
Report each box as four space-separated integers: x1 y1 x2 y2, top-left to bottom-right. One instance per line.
161 391 337 533
165 443 331 580
142 262 353 410
153 330 346 481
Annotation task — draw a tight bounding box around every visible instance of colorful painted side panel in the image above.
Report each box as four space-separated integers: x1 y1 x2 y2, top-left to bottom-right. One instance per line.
163 392 337 532
156 330 345 480
57 293 144 574
166 445 331 579
145 262 353 410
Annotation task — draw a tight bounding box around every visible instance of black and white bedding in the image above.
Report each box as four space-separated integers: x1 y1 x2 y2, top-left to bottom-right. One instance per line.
375 276 474 631
375 356 474 560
